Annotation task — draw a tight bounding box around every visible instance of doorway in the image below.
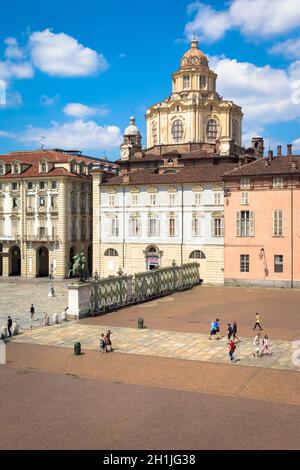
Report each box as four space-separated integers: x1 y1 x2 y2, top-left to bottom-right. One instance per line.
37 246 49 277
10 245 21 276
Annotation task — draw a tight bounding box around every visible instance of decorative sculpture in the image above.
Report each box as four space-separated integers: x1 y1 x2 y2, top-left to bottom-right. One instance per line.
72 252 88 282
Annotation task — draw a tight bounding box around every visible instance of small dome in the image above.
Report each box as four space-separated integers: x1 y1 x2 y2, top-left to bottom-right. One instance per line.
180 38 208 68
124 116 141 136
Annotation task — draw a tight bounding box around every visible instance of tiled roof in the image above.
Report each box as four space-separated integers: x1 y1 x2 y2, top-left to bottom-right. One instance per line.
103 163 240 186
0 149 112 179
224 155 300 177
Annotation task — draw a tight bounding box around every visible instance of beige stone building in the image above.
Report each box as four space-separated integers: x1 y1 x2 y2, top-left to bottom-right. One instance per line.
0 149 117 278
145 38 243 154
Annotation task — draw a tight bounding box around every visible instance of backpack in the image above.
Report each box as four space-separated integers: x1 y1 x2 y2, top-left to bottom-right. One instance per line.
100 339 106 349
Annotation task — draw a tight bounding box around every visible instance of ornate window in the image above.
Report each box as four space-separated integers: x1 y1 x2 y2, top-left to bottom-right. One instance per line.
152 122 157 145
192 212 203 237
104 248 119 256
206 119 218 143
183 75 190 89
148 213 160 237
108 215 119 237
129 213 141 237
171 119 184 143
13 163 19 174
232 119 238 143
189 250 206 259
168 212 177 237
200 76 207 88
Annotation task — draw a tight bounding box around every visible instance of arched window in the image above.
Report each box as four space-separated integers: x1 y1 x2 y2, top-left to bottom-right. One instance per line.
189 250 206 259
171 119 184 143
232 120 238 143
13 164 19 174
152 122 157 146
40 161 47 173
0 164 4 175
104 248 119 257
206 119 218 143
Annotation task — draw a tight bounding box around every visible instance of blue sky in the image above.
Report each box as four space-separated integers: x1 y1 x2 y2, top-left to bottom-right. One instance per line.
0 0 300 160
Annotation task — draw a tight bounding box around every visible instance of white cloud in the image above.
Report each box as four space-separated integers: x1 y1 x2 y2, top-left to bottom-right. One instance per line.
18 119 122 151
185 0 300 42
29 29 108 77
0 130 16 138
293 137 300 150
39 94 60 106
0 59 34 81
63 102 109 118
270 37 300 59
4 37 24 60
210 55 300 127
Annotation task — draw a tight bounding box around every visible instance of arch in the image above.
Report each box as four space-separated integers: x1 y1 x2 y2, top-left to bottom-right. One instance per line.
206 119 218 143
87 245 93 276
232 119 238 143
145 245 161 270
104 248 119 257
9 245 21 276
36 246 49 277
189 250 206 259
171 119 184 143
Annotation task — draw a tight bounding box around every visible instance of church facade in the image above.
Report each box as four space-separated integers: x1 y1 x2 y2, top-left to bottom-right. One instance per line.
92 39 258 284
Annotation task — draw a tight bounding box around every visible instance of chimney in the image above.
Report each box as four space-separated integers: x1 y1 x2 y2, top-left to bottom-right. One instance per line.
277 145 282 156
268 149 273 160
122 172 130 184
287 144 293 156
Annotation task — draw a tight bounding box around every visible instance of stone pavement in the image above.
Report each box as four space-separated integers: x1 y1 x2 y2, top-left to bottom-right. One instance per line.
0 278 70 330
11 321 300 372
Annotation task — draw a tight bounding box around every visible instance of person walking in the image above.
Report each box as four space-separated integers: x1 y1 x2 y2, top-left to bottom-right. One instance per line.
99 334 107 353
253 333 261 357
228 340 236 363
105 329 113 352
7 316 12 337
227 323 233 342
253 312 263 330
30 304 35 321
215 318 221 339
209 319 217 340
232 320 239 341
261 334 271 355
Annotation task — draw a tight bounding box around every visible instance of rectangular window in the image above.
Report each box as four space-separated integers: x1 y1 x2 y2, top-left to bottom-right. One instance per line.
273 210 283 236
200 75 207 88
12 219 19 235
51 196 57 210
27 219 34 236
51 180 58 190
39 196 46 207
0 197 3 211
240 178 250 189
192 216 201 237
109 218 119 237
274 255 283 273
12 182 18 191
169 194 175 206
12 197 19 209
150 194 156 206
236 211 255 237
240 254 250 272
131 194 138 206
148 218 159 237
39 181 45 190
273 177 283 188
0 219 4 235
27 196 35 211
0 183 2 191
108 195 115 207
212 217 224 237
183 75 190 89
194 193 201 205
129 218 140 236
27 181 33 190
241 192 249 205
169 218 176 237
214 192 221 205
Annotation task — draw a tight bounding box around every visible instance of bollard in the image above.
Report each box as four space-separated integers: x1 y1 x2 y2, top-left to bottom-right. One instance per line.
137 317 144 329
0 340 6 364
74 342 81 356
13 321 19 336
44 314 50 326
52 313 58 325
61 308 68 322
1 326 7 339
48 286 55 297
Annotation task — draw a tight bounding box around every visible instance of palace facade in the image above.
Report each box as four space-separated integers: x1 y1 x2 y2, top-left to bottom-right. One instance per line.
0 149 117 278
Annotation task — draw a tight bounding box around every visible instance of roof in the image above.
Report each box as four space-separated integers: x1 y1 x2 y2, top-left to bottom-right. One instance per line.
224 155 300 178
102 163 240 186
0 149 115 179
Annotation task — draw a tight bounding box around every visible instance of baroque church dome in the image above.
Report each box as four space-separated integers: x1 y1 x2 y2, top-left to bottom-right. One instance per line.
180 38 209 68
124 116 141 136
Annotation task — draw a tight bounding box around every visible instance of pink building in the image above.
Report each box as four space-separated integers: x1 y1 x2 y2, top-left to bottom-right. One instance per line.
223 145 300 288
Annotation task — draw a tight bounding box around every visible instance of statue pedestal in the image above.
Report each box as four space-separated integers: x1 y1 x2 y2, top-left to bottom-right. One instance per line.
68 282 93 319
